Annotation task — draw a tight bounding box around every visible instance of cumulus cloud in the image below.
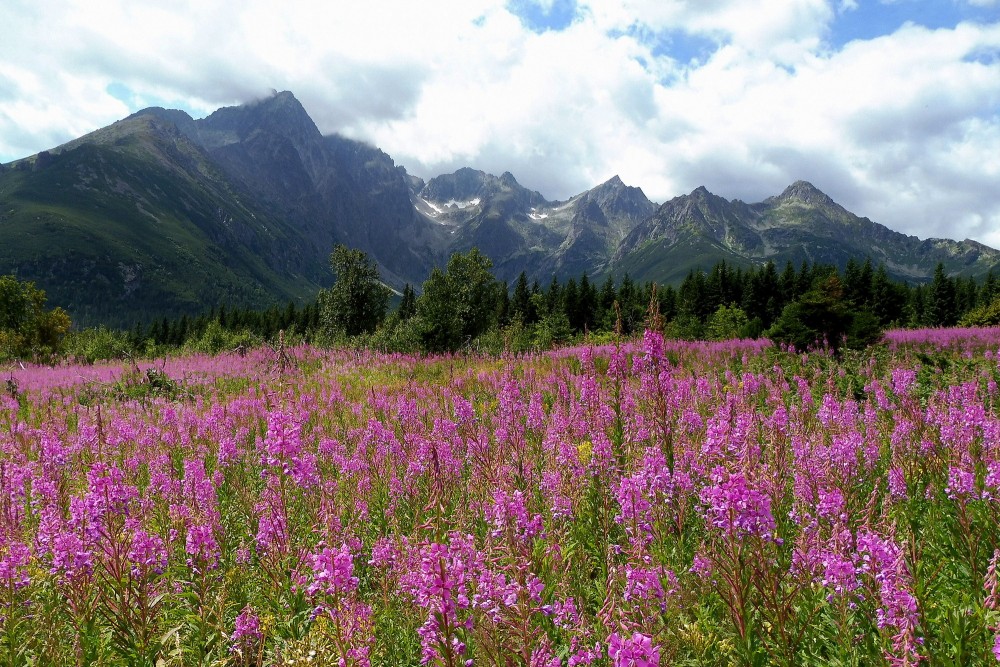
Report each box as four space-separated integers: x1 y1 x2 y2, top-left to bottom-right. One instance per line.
0 0 998 247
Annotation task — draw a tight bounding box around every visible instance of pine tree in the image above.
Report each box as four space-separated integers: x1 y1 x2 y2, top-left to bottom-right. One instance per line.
928 263 957 327
398 283 417 320
578 273 597 332
511 272 534 324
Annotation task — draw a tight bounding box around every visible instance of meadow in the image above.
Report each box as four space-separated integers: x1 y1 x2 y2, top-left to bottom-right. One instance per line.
2 328 1000 666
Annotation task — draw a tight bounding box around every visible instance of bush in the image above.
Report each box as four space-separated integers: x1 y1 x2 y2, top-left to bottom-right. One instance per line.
63 327 136 364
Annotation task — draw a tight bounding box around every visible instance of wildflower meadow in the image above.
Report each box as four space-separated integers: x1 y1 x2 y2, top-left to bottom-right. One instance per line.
2 328 1000 665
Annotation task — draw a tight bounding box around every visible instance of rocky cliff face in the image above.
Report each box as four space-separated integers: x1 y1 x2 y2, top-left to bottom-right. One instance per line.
413 170 656 281
611 181 1000 284
2 91 997 326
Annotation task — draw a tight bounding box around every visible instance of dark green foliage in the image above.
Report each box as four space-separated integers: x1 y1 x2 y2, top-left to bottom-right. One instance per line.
318 245 392 337
511 272 536 324
398 284 417 321
872 264 908 326
929 263 958 327
416 249 501 353
767 275 871 352
28 246 1000 359
616 273 645 334
0 274 72 360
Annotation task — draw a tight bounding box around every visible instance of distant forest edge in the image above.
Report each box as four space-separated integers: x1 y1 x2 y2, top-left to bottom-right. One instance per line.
4 245 1000 363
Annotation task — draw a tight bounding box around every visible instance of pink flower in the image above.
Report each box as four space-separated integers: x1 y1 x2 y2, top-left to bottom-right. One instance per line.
607 632 660 667
128 529 168 576
230 606 262 654
945 466 977 501
0 540 31 589
700 470 776 541
185 523 221 569
307 544 359 597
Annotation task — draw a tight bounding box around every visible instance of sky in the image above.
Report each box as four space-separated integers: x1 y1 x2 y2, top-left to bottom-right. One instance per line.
1 0 999 246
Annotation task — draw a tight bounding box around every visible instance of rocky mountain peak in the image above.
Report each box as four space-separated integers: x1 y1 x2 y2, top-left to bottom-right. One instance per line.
128 107 195 126
198 90 321 146
420 168 490 202
773 180 835 207
585 175 655 221
499 171 520 189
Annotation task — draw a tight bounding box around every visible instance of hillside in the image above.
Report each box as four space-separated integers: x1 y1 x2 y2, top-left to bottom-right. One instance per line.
3 91 997 326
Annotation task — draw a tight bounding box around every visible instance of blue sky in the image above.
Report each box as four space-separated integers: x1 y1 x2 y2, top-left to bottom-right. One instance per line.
1 0 998 246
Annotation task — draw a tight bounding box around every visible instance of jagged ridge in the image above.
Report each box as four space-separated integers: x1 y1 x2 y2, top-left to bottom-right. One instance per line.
2 91 997 327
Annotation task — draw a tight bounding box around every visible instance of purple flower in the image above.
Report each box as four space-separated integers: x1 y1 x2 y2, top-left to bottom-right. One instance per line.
185 523 221 569
307 544 358 597
624 565 667 610
0 540 31 589
888 467 908 501
230 606 262 654
485 489 543 542
985 462 1000 499
945 466 977 501
398 533 481 665
614 475 654 545
50 530 93 578
700 471 776 541
607 631 660 667
816 488 846 521
820 551 860 601
128 529 168 576
690 553 712 578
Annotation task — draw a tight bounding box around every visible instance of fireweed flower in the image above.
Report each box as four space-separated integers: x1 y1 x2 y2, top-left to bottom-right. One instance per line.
623 565 672 613
699 470 777 541
0 540 31 589
614 475 654 546
857 531 922 664
888 467 908 501
185 523 221 570
254 485 290 556
984 462 1000 499
607 631 660 667
82 462 139 526
50 530 93 579
819 550 861 602
230 606 263 654
816 488 846 521
485 489 543 542
398 534 481 665
945 466 978 501
128 529 168 576
985 549 1000 610
307 544 358 597
181 457 221 523
690 553 712 579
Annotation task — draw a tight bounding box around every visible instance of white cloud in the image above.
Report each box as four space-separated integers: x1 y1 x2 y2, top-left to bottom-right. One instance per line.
0 0 998 249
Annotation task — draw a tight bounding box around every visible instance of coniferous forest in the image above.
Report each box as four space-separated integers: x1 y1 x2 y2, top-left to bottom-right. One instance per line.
4 244 1000 364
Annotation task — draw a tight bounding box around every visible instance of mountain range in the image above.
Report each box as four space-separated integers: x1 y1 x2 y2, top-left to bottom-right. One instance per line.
2 90 998 326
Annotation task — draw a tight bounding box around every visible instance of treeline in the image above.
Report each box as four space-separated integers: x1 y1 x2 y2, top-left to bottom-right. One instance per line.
309 246 1000 355
137 302 321 347
5 248 1000 363
60 302 322 364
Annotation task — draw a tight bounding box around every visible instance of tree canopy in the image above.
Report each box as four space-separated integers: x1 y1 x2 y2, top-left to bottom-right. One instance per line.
317 245 391 338
0 275 72 360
